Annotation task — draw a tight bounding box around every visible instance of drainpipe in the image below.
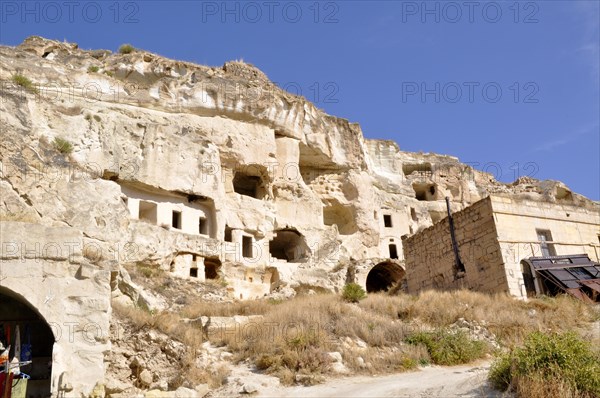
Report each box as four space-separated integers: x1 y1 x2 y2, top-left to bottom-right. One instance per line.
446 197 466 277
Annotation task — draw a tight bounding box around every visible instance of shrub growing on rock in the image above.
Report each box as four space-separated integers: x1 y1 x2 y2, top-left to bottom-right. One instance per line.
342 283 366 303
489 331 600 398
12 74 38 93
405 328 487 365
52 137 74 154
118 44 135 54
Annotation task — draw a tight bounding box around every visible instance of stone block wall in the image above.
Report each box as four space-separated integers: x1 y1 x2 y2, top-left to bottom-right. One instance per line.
403 197 508 294
490 196 600 297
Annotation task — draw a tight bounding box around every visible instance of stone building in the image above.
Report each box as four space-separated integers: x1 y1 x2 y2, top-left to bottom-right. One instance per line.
403 195 600 299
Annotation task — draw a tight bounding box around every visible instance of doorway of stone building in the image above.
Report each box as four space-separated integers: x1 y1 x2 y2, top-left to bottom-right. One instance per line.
0 288 54 397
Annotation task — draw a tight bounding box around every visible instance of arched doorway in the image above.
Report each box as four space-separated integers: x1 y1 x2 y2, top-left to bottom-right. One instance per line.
520 260 537 297
204 258 222 280
0 288 54 397
366 261 406 293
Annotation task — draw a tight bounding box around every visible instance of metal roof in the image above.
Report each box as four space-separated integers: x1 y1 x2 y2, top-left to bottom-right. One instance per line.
523 254 600 302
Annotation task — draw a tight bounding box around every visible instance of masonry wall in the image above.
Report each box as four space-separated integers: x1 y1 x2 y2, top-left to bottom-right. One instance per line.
490 196 600 298
404 197 508 294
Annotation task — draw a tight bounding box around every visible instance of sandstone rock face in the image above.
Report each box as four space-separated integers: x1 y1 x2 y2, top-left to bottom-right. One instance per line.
0 36 597 396
0 222 111 397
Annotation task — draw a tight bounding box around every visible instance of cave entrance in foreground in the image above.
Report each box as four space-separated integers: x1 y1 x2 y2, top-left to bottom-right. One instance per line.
0 288 55 397
366 262 406 293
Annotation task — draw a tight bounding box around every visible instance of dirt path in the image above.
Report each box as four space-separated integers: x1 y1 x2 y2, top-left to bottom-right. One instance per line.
256 361 508 398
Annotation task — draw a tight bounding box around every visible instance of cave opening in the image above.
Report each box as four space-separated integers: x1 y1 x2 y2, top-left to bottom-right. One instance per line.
365 262 406 293
413 183 437 201
269 229 308 262
204 258 222 280
232 166 268 199
323 202 358 235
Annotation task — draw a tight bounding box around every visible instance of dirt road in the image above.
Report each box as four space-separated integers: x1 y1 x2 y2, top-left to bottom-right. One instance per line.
257 361 507 398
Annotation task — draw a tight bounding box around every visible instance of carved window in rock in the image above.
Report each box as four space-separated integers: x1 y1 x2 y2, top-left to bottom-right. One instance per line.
383 214 393 228
199 217 208 235
224 226 233 242
389 244 399 259
410 207 418 221
242 236 253 258
139 201 157 223
172 210 182 230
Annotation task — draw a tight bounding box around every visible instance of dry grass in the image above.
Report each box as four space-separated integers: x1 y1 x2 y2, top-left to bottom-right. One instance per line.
216 295 432 384
113 302 203 349
112 303 223 387
179 297 276 318
126 263 167 282
361 290 597 346
0 212 38 222
185 363 231 389
111 287 597 389
213 291 595 385
513 373 596 398
342 345 428 374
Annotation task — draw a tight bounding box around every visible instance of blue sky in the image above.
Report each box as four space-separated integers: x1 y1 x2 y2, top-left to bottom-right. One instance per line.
1 1 599 199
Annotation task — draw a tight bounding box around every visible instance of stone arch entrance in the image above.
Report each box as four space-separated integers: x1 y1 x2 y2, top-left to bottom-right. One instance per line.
366 261 406 293
0 287 55 397
520 260 537 297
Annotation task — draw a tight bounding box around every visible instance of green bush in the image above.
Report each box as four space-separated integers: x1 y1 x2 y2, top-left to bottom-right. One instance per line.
405 329 487 365
12 74 38 93
52 137 74 154
489 331 600 396
87 65 100 73
342 283 366 303
118 44 135 54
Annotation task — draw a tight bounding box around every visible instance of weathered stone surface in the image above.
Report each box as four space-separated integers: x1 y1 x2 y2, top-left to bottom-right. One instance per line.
240 382 259 394
404 196 599 298
139 370 153 387
0 222 111 397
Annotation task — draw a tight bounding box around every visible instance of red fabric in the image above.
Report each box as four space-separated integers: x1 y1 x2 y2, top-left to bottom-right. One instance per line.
1 372 13 398
0 373 5 397
3 326 8 355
